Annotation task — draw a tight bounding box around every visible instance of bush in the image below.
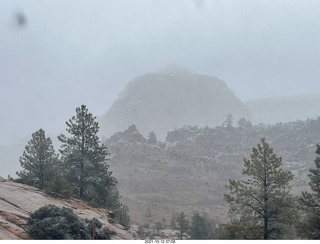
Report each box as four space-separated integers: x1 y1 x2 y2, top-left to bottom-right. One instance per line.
27 205 110 240
114 204 131 230
82 217 111 240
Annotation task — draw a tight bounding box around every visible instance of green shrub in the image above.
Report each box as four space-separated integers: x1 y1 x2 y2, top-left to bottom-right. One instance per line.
27 205 110 240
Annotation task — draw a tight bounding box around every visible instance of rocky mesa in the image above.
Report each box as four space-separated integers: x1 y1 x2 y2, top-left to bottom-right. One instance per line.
99 65 252 140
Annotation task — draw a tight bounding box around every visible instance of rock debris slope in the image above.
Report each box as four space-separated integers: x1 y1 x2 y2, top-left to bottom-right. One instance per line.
0 179 134 240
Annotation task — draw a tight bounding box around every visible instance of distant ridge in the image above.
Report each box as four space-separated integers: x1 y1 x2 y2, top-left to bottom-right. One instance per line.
246 93 320 124
104 117 320 224
99 65 252 140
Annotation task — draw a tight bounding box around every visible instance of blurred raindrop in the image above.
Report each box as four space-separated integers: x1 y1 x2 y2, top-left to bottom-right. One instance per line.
14 12 27 29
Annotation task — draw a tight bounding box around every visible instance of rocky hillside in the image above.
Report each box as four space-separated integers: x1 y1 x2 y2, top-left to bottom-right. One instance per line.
100 65 252 140
246 93 320 124
0 178 134 240
105 119 320 225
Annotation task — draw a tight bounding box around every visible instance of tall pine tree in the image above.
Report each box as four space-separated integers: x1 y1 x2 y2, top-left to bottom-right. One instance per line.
224 138 295 239
176 211 189 240
16 129 57 190
58 105 116 203
299 145 320 239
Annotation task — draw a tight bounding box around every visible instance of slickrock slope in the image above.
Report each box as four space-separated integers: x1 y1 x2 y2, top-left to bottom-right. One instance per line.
0 178 134 240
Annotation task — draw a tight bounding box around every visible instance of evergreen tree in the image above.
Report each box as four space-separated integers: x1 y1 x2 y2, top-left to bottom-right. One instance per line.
45 156 73 199
114 203 131 230
170 211 178 229
103 186 131 229
299 145 320 239
58 105 130 228
176 211 189 240
45 172 73 199
16 129 57 190
224 138 295 239
58 105 116 203
218 220 246 239
153 222 162 236
223 114 233 128
237 117 253 129
189 212 216 239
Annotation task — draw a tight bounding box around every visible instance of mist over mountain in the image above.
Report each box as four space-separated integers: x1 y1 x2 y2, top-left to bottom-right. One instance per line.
99 65 252 140
246 93 320 125
2 64 320 232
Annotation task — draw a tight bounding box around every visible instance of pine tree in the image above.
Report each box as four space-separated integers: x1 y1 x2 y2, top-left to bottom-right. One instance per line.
189 212 216 239
224 138 295 239
170 211 178 229
176 211 189 240
299 145 320 239
58 105 116 203
223 114 233 128
237 117 253 129
16 129 57 190
153 222 162 236
58 105 131 228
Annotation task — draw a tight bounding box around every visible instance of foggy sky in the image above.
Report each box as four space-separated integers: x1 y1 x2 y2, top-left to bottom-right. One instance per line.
1 0 320 145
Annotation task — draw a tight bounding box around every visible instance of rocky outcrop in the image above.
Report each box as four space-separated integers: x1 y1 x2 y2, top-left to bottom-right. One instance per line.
106 125 147 145
105 119 319 225
0 180 134 240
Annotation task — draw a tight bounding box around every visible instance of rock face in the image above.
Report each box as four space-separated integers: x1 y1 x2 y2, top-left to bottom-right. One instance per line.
0 180 134 240
100 65 252 140
105 119 320 225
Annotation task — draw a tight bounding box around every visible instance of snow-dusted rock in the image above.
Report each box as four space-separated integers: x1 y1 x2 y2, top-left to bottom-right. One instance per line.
0 181 134 240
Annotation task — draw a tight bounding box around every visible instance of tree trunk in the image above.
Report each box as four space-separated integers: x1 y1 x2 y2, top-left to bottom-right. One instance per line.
79 132 85 199
264 216 268 239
